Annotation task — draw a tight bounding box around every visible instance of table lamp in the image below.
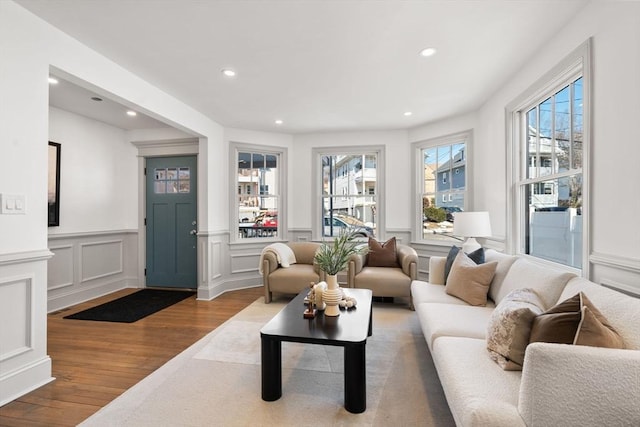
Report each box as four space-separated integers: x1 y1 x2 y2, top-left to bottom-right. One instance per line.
452 211 492 253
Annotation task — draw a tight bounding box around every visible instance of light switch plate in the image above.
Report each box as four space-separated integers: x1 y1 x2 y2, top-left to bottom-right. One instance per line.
0 194 26 214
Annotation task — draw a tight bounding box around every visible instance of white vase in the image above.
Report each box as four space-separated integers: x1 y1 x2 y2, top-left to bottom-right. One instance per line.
322 274 341 316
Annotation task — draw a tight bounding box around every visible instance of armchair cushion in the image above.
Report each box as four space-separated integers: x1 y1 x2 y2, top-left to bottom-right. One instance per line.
261 242 323 303
367 237 399 267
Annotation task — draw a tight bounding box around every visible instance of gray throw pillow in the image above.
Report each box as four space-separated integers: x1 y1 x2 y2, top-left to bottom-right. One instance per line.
444 246 485 282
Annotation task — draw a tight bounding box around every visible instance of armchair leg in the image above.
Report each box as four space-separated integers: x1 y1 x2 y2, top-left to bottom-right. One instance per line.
265 290 272 304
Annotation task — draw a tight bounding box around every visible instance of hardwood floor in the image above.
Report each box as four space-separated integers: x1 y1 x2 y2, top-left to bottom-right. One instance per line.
0 286 265 427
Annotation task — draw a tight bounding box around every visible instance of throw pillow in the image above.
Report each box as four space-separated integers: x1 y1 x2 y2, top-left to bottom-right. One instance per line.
367 237 399 267
486 288 545 370
444 245 485 282
529 292 625 349
445 251 497 306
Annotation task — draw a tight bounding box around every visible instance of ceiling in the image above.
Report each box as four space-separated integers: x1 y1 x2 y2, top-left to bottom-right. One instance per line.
49 75 170 130
19 0 588 134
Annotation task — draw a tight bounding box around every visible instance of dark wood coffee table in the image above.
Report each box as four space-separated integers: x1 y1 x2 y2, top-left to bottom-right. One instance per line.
260 288 373 413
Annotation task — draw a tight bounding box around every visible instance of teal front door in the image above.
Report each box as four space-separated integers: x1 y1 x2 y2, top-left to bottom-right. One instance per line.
145 156 197 288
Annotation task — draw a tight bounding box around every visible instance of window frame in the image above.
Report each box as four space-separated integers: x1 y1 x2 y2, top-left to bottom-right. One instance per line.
506 40 591 275
312 145 385 241
413 130 473 244
230 142 287 243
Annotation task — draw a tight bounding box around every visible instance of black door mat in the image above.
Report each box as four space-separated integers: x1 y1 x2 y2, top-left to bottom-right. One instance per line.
64 289 195 323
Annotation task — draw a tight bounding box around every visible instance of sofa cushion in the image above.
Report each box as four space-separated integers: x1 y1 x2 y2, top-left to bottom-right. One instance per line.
411 280 473 306
431 336 526 427
486 288 545 370
560 278 640 350
491 257 575 308
444 246 485 282
445 251 497 306
367 237 399 267
530 292 625 349
416 302 495 350
485 250 518 302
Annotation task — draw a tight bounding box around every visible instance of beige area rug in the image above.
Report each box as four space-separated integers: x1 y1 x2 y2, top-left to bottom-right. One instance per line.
80 297 455 427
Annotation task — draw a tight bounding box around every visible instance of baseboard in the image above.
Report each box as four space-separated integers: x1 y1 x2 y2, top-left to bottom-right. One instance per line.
47 277 138 313
197 277 262 301
0 356 54 407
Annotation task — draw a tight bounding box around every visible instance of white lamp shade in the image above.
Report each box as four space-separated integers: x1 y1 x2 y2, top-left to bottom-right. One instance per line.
452 211 492 238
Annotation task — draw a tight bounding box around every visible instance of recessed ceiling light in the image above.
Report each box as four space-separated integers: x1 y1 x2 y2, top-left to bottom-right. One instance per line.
91 96 103 102
419 47 437 57
275 119 283 125
221 68 236 77
126 111 137 117
404 111 413 116
48 77 59 84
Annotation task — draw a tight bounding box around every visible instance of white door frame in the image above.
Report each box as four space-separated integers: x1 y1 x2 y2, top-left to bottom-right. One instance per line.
131 139 199 288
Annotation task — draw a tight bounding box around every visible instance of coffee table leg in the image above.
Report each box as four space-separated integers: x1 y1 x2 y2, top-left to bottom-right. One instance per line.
344 342 366 413
261 336 282 401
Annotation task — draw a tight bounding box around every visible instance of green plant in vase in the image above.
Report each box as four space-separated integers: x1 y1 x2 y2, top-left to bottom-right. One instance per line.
314 229 368 316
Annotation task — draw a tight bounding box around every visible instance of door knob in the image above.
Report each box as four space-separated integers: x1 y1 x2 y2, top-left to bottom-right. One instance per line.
190 229 197 235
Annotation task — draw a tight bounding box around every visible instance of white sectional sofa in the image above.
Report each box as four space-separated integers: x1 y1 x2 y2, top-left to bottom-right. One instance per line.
411 249 640 427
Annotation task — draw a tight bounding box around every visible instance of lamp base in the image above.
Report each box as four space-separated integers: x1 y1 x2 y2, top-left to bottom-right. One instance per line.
461 237 481 253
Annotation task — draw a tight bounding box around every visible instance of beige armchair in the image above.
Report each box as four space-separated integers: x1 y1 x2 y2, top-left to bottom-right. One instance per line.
261 242 325 303
347 244 418 309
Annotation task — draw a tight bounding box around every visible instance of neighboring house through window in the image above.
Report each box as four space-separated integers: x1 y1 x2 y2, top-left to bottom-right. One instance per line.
506 40 590 272
414 131 471 242
313 146 384 240
231 143 286 240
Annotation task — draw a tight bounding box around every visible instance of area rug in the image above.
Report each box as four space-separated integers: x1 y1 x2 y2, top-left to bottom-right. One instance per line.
64 289 195 323
80 297 455 426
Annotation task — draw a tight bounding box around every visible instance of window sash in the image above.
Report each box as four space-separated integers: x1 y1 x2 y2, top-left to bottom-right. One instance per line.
414 131 470 242
506 40 590 274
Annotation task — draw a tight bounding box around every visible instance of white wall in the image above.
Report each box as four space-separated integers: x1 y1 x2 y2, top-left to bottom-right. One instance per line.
48 107 138 233
0 0 224 404
473 1 640 287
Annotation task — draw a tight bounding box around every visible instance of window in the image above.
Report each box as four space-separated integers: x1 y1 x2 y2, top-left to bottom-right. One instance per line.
507 41 590 271
231 144 286 240
414 131 471 242
313 146 384 239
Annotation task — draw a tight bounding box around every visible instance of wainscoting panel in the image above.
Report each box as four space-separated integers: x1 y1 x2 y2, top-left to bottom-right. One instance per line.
47 245 73 290
80 240 123 282
0 275 33 362
591 251 640 296
0 250 53 407
230 252 262 274
47 230 138 312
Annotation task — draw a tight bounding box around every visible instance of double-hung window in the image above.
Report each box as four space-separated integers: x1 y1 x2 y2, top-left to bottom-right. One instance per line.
232 143 286 240
313 146 384 240
507 41 590 271
414 131 471 242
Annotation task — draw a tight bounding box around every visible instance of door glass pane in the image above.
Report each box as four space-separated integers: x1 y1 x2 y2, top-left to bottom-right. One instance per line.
154 181 166 194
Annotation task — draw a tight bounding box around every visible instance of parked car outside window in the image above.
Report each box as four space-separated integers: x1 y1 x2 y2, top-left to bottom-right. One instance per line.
323 215 374 237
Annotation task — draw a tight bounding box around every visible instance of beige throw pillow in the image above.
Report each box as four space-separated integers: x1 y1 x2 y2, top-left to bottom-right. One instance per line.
486 288 545 370
445 251 497 306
